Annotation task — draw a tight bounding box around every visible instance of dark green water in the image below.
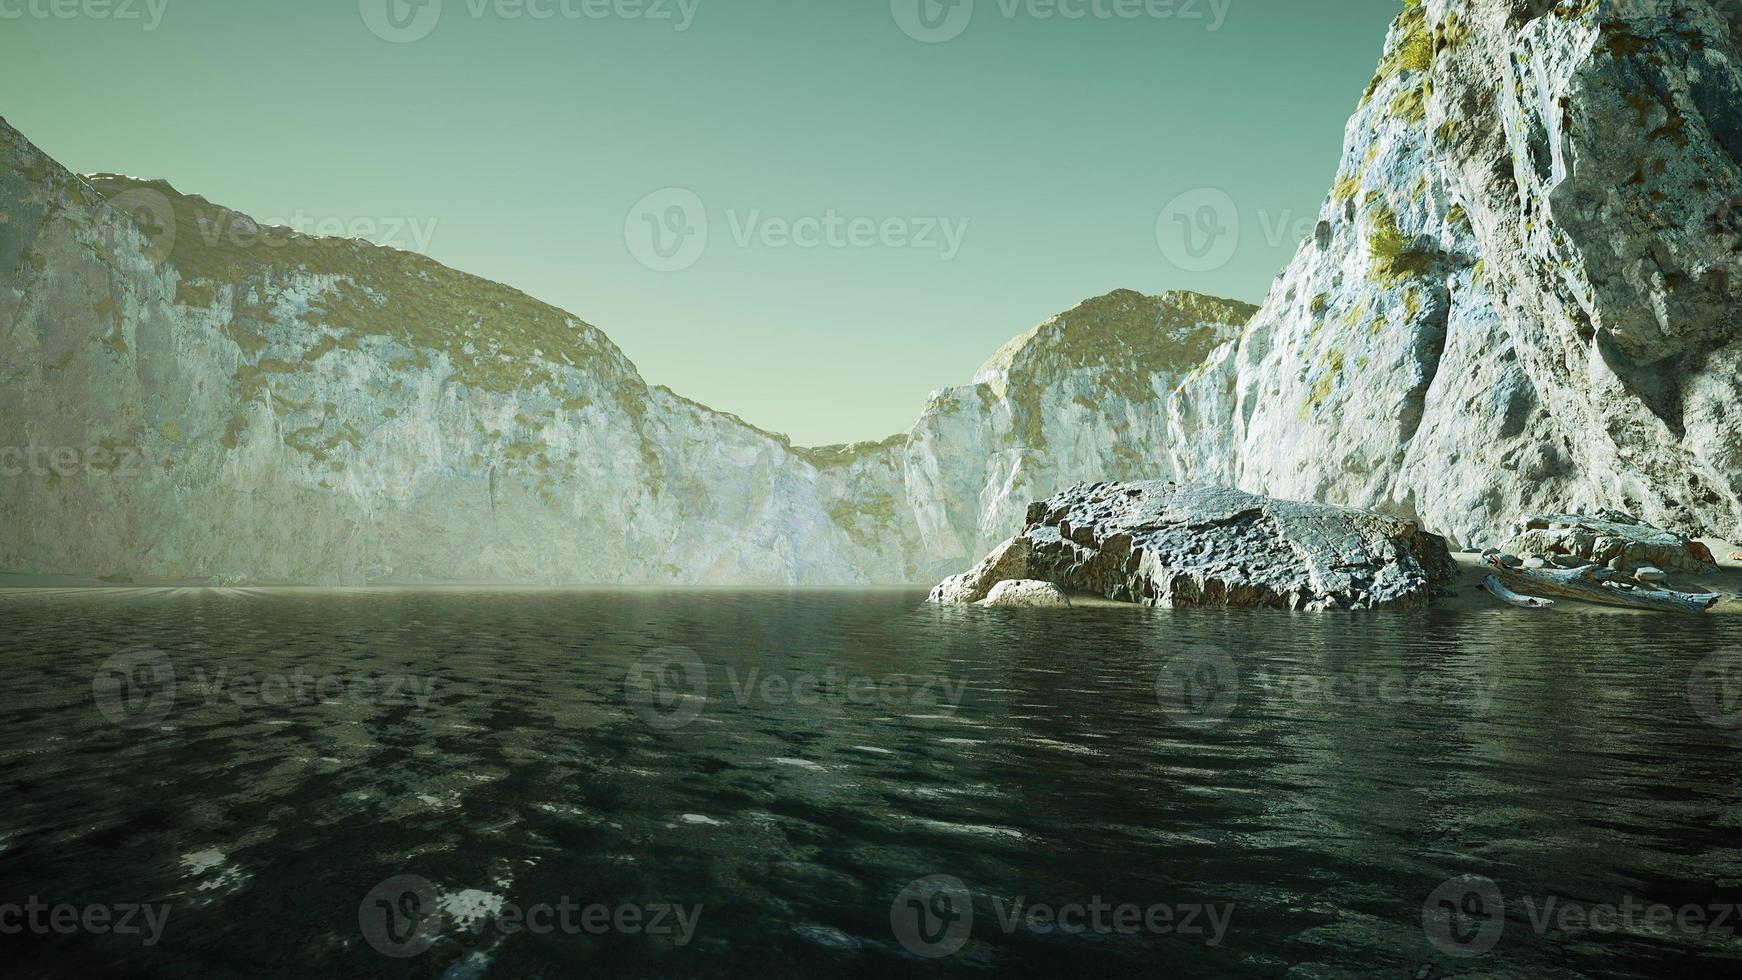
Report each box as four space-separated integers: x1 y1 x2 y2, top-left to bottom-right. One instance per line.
1 588 1740 978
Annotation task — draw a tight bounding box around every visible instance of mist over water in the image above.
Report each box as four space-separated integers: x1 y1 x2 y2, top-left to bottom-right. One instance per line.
1 589 1739 977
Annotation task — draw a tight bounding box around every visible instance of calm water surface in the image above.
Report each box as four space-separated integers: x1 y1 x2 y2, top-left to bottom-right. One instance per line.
1 588 1739 978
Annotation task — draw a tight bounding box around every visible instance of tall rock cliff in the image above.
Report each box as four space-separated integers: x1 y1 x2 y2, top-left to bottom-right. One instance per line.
1176 0 1742 548
0 118 1252 584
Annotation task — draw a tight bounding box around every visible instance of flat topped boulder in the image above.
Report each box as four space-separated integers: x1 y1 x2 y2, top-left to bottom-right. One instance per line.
931 482 1456 611
1501 511 1718 575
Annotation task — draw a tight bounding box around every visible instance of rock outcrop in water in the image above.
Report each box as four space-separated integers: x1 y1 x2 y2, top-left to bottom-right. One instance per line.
928 537 1036 605
932 482 1458 611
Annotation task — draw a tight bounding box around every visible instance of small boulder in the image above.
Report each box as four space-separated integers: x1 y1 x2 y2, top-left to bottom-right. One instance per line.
1635 566 1668 583
1522 556 1548 570
978 580 1072 608
927 537 1032 604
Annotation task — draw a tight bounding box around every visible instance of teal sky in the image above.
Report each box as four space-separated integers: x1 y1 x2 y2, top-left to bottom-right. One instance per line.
1 0 1402 446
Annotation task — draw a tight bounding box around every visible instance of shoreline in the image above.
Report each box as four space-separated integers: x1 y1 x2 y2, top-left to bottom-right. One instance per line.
4 541 1737 614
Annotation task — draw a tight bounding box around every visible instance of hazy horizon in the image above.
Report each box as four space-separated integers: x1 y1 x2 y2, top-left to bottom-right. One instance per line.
2 0 1403 445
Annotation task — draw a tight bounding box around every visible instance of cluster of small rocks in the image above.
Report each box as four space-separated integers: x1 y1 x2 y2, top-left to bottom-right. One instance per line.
1477 510 1721 589
1500 512 1718 576
1479 549 1670 585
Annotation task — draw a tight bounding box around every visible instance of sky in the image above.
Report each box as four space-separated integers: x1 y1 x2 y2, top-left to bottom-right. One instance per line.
0 0 1403 446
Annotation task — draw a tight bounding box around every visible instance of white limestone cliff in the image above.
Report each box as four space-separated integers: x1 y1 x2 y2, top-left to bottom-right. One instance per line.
1181 0 1742 548
0 124 1251 584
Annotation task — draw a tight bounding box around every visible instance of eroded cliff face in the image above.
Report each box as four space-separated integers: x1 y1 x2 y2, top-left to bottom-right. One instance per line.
0 141 879 584
806 290 1256 580
0 120 1253 584
1181 0 1742 548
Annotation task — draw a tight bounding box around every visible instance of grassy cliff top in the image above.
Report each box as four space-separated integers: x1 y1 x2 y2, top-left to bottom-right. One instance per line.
83 173 644 397
979 288 1258 381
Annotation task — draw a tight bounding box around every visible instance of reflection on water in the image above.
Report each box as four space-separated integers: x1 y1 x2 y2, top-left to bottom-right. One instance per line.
0 588 1739 978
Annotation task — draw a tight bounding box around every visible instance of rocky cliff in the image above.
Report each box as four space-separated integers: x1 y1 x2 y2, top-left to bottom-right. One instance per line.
1173 0 1742 548
0 119 1252 584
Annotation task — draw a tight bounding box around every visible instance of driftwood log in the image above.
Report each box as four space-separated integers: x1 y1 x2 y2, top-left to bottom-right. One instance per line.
1482 556 1720 614
1480 575 1554 609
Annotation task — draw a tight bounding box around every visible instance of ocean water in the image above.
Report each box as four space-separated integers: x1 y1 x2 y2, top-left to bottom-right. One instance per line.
0 588 1739 978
